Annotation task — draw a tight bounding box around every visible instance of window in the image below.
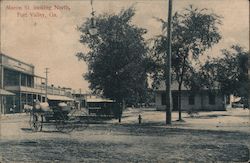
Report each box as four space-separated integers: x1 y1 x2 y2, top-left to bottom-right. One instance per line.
27 75 34 87
21 74 26 86
209 93 215 105
3 68 19 86
161 93 166 105
42 96 46 102
188 94 195 105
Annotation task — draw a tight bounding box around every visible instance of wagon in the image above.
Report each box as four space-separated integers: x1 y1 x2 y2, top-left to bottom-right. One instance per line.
86 98 121 118
29 101 88 133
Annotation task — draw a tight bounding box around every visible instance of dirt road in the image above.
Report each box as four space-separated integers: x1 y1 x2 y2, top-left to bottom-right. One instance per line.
0 108 249 162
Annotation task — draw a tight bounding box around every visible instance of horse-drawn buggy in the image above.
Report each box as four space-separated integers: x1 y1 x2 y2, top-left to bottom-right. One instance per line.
28 97 121 132
29 100 88 132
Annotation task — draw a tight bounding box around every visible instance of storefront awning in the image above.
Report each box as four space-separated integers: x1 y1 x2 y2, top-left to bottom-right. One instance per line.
0 89 15 96
47 95 74 101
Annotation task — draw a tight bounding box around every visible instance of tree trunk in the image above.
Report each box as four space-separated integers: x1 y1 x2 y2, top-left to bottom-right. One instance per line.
178 83 182 121
177 55 188 121
118 99 125 123
223 95 227 110
200 91 204 110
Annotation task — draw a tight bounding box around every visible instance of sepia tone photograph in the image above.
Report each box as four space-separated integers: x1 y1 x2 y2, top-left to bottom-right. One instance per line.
0 0 249 162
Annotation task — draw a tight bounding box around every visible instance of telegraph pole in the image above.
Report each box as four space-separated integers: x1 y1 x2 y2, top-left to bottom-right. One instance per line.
79 88 82 109
45 68 49 102
166 0 173 124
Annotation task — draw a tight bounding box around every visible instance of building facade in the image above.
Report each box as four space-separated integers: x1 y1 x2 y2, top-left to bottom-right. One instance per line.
0 53 73 114
155 81 226 111
71 90 91 109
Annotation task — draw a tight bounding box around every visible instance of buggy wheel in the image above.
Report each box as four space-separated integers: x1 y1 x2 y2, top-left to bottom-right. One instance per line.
55 112 65 132
29 113 43 132
74 116 89 131
55 112 74 133
63 118 75 133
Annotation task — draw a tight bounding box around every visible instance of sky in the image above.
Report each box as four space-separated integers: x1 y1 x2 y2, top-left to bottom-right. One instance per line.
1 0 249 92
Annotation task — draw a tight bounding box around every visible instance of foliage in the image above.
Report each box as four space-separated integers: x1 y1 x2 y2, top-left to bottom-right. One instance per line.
149 5 222 119
187 108 199 118
202 45 249 100
76 7 149 105
183 63 206 92
150 5 222 88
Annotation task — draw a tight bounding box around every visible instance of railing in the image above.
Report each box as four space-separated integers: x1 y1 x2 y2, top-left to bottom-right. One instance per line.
34 84 69 96
5 84 70 96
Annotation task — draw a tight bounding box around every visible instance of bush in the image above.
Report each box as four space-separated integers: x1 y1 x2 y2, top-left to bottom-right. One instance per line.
187 108 199 118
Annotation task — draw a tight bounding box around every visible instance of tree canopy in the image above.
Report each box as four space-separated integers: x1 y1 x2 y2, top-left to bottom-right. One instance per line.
76 7 148 105
150 5 222 86
202 45 249 98
149 5 222 120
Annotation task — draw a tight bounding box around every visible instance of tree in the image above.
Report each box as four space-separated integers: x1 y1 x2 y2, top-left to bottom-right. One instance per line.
150 5 222 120
184 63 205 92
76 7 148 108
202 45 249 107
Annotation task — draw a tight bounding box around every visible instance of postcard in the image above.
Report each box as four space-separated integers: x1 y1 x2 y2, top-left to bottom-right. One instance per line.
0 0 249 162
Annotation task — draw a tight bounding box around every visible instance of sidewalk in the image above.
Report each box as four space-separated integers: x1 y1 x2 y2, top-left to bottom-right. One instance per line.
118 107 250 133
0 112 28 121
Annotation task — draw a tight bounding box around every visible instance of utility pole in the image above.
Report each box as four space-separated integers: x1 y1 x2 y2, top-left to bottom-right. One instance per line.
45 68 49 102
79 88 82 109
166 0 173 124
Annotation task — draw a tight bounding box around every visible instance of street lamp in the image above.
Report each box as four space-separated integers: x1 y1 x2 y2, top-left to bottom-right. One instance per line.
89 0 98 35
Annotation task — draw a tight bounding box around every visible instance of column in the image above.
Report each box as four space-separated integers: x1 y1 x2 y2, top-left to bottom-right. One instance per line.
0 66 4 114
25 75 27 87
19 93 22 113
26 93 28 105
19 73 22 112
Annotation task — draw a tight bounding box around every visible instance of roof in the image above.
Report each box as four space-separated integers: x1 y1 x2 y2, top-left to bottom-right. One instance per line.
155 81 188 91
0 89 15 96
86 97 114 103
47 95 74 101
0 53 34 67
154 81 219 92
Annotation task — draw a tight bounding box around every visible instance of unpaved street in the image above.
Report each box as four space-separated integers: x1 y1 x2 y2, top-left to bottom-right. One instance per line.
0 108 249 162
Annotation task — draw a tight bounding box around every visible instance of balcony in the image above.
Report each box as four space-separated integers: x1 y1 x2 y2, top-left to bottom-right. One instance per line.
4 84 69 96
